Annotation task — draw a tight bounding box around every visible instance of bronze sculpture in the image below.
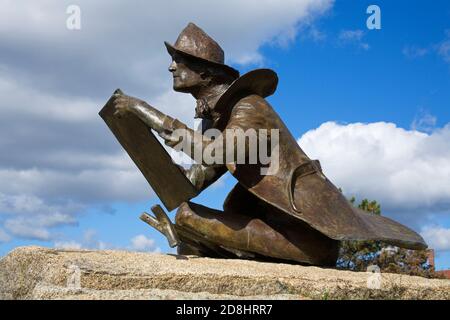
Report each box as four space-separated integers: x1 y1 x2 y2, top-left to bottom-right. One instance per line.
100 23 426 266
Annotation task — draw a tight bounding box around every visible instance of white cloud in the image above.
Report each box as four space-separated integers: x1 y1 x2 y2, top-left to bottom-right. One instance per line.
3 213 77 241
0 168 151 203
0 228 11 242
0 193 81 217
129 234 159 252
402 30 450 65
0 74 97 123
421 226 450 252
54 240 83 250
306 26 327 42
402 45 429 59
411 109 437 133
152 88 197 126
437 30 450 63
0 0 334 244
339 30 364 41
298 121 450 224
80 229 111 250
4 220 51 241
0 193 79 240
0 0 333 97
53 232 161 253
53 229 112 250
338 29 369 50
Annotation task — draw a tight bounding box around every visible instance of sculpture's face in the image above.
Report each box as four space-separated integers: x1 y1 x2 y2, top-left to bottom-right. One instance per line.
168 53 206 93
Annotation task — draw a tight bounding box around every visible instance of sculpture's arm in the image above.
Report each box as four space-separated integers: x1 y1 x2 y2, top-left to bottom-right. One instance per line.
179 164 228 192
114 94 275 173
112 92 227 191
143 98 274 171
112 93 175 135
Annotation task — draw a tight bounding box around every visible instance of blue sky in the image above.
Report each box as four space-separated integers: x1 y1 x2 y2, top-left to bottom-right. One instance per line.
0 0 449 270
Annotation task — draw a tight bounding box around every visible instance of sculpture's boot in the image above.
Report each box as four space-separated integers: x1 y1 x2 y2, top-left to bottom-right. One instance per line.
139 204 261 259
140 205 180 247
175 201 339 266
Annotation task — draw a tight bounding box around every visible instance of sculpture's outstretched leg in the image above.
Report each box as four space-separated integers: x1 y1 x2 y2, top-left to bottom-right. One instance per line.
174 201 339 266
140 204 256 259
139 182 339 266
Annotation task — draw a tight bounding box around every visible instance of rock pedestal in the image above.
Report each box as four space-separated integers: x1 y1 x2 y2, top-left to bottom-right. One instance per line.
1 246 449 300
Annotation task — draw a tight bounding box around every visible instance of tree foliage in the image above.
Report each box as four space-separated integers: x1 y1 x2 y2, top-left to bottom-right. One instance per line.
337 197 442 278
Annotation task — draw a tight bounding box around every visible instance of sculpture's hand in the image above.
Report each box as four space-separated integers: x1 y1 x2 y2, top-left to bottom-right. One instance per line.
159 130 183 148
111 89 171 134
112 91 145 118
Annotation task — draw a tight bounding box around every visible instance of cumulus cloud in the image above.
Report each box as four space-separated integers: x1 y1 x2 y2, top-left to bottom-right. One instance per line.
54 232 160 253
411 109 437 133
0 193 79 240
0 0 333 98
3 213 77 241
4 220 51 241
298 121 450 226
54 240 83 250
0 168 151 204
54 229 111 250
437 33 450 64
0 0 333 243
79 229 113 250
421 226 450 252
129 234 160 252
304 26 327 42
0 193 81 217
402 30 450 65
402 45 429 59
338 29 369 50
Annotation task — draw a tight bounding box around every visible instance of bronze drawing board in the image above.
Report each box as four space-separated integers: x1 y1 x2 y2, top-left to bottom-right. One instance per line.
99 93 198 211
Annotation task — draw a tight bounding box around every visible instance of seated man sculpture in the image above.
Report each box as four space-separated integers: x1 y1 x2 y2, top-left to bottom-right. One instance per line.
110 22 426 266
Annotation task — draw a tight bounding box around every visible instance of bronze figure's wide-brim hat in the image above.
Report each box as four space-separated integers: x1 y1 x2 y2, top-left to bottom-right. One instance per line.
165 22 240 79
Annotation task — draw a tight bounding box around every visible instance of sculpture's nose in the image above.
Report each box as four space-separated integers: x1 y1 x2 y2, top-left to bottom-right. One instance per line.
168 60 177 72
